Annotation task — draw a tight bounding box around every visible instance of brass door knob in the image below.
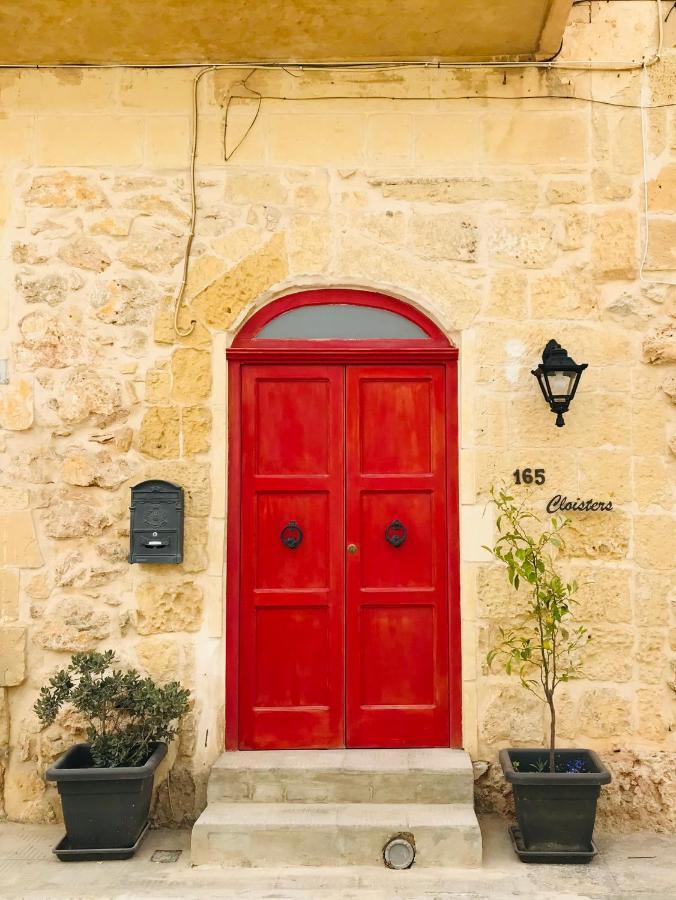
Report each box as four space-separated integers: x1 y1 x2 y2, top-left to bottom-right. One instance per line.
347 543 358 554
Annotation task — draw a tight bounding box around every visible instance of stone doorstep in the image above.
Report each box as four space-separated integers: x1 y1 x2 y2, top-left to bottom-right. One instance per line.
206 749 475 804
194 750 481 869
190 801 482 868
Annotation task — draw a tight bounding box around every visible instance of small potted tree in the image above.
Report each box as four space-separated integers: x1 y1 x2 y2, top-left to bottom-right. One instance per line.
35 649 190 861
485 487 611 863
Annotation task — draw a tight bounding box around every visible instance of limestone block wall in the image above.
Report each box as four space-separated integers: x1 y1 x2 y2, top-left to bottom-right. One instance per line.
0 2 674 830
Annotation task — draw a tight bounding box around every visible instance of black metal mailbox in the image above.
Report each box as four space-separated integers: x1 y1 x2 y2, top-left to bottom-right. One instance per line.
129 480 184 564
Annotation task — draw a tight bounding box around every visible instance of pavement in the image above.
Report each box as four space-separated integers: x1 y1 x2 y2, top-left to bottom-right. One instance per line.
0 815 674 900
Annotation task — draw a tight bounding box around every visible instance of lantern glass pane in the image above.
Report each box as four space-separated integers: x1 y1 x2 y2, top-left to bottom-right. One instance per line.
546 370 575 400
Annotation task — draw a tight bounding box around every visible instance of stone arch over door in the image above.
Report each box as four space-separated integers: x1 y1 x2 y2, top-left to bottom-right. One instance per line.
186 229 478 345
224 287 462 751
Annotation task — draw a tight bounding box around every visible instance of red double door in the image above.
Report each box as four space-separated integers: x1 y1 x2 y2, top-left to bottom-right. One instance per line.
239 363 454 749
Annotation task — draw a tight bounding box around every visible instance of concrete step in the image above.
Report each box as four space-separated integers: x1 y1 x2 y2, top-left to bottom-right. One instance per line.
191 801 482 867
206 749 474 805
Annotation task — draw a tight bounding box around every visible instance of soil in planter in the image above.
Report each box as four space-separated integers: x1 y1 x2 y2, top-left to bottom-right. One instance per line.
510 751 596 775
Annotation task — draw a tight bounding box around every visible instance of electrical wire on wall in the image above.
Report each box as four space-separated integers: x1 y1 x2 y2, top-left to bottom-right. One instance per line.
172 66 216 337
223 73 263 161
638 62 673 286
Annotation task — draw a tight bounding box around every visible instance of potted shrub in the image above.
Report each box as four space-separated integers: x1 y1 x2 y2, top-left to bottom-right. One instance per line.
35 649 190 861
485 487 611 863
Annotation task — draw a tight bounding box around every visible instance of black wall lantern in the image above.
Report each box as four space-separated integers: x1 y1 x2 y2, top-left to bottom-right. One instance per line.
531 339 588 427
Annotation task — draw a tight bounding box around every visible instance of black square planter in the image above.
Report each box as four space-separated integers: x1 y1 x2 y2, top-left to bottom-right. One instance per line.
46 742 167 858
500 748 611 859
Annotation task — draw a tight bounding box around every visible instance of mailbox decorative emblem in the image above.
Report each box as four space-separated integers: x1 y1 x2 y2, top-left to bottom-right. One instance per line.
129 480 184 564
144 505 169 529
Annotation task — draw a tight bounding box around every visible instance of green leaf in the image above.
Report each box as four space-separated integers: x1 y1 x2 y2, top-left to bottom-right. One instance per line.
483 482 588 709
34 650 190 768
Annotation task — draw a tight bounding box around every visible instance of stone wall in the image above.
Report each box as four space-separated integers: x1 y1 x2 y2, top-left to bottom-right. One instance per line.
0 2 674 829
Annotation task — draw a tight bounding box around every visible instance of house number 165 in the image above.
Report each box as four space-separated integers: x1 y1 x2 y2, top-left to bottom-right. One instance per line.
513 468 546 485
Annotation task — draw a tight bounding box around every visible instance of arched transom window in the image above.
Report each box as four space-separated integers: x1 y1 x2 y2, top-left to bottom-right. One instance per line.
255 303 429 340
228 289 455 362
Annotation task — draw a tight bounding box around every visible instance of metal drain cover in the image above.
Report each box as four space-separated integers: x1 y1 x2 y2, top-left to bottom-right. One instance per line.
151 849 182 863
383 834 416 869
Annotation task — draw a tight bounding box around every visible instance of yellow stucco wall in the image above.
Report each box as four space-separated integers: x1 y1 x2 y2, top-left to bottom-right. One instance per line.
0 2 674 829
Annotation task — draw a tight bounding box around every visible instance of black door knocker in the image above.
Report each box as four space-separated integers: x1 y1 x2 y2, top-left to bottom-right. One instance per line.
385 519 407 548
281 520 303 549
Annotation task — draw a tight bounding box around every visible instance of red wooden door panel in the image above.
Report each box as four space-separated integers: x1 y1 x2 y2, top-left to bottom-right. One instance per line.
239 365 345 749
345 366 450 748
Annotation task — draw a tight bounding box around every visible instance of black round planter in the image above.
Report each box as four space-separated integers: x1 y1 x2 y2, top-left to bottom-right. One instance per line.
46 742 167 858
500 748 611 862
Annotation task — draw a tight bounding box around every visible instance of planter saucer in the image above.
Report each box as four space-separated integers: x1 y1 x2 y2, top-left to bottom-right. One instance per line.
53 822 149 862
509 825 597 864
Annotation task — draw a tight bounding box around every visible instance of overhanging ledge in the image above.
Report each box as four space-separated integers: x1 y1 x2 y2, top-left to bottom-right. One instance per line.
1 0 574 66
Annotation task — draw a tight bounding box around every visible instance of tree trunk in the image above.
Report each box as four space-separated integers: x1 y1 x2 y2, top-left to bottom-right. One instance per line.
548 696 556 773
